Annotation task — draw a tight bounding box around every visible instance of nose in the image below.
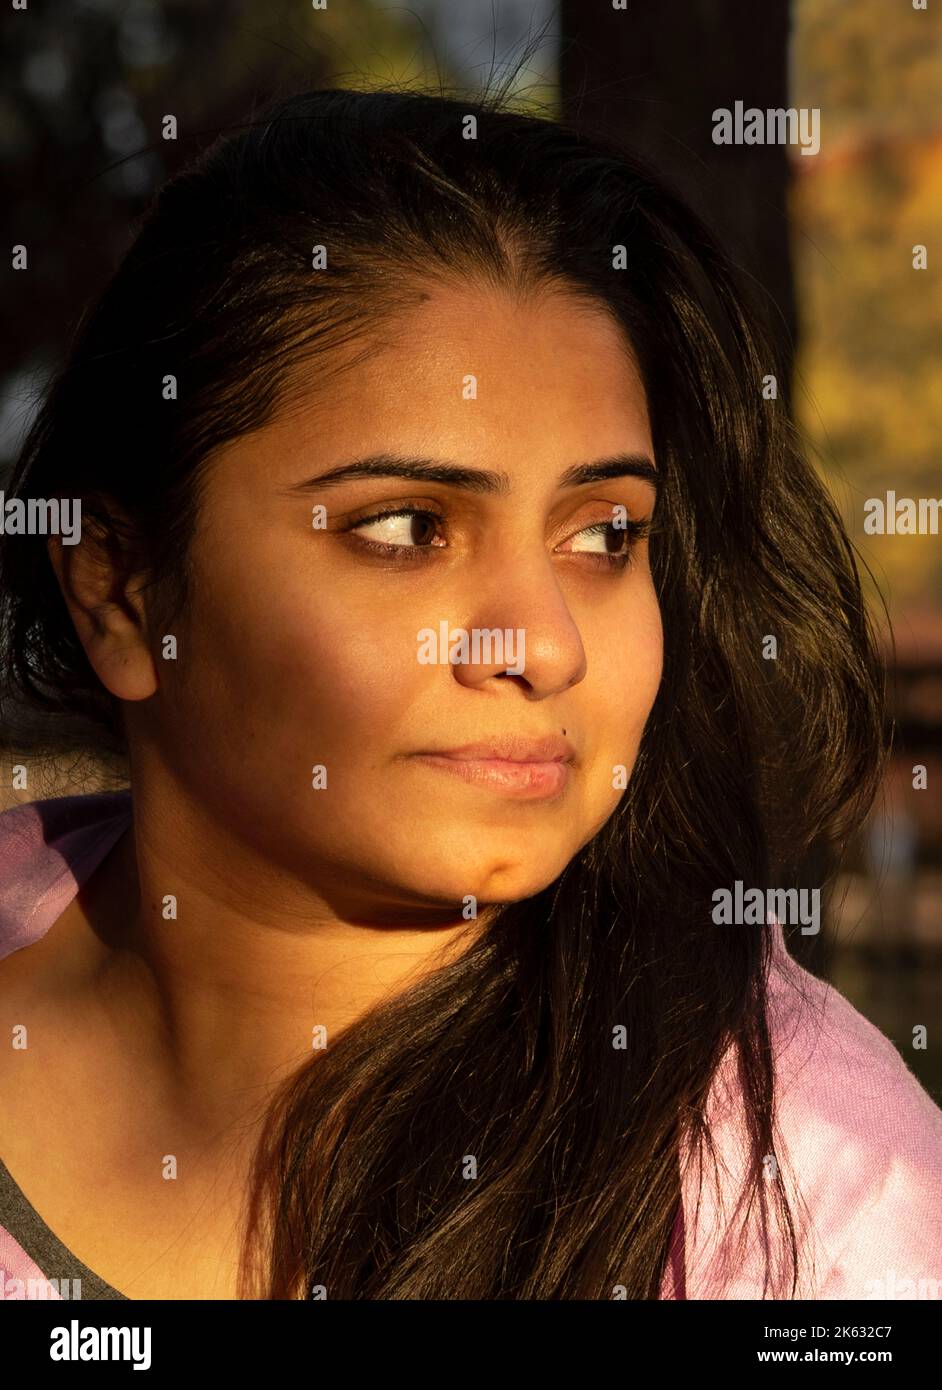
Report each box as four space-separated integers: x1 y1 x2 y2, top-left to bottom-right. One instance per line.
447 556 588 699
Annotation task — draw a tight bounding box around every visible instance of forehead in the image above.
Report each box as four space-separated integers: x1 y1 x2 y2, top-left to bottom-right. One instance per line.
210 281 654 489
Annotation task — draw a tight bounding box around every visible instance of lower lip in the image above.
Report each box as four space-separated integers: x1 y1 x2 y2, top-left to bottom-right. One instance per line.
411 755 571 799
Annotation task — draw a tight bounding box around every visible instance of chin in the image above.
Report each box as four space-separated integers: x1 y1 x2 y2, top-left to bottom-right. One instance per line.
387 854 556 909
458 858 569 906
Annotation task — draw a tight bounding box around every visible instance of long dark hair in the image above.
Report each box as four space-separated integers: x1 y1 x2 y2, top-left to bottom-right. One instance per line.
0 84 886 1298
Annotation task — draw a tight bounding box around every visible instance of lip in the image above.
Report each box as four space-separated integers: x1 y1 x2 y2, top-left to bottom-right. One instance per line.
416 736 576 763
409 736 575 800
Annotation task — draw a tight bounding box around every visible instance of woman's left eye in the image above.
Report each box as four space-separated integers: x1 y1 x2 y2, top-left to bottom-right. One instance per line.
559 518 649 570
566 521 628 554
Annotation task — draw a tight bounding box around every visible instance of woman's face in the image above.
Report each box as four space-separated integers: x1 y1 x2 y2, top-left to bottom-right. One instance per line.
138 282 663 918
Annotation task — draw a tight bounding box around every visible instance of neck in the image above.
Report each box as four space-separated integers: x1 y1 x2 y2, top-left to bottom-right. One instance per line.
73 781 482 1146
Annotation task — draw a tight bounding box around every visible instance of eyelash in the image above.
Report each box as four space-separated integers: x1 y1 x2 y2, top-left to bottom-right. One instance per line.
341 505 652 571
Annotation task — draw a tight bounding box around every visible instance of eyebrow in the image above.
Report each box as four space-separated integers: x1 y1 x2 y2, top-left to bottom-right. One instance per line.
287 451 658 496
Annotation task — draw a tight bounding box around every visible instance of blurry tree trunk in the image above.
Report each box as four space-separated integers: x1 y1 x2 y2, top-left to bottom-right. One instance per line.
560 0 797 399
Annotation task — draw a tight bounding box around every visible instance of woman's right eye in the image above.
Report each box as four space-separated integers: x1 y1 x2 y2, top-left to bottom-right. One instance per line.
346 507 447 553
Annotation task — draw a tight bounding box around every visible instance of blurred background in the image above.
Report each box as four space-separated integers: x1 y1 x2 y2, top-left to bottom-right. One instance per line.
2 0 940 1098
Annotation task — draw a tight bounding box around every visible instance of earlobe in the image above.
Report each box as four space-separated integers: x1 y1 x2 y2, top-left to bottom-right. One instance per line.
46 531 159 702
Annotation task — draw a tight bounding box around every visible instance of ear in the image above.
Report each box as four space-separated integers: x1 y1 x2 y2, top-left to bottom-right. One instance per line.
46 508 159 702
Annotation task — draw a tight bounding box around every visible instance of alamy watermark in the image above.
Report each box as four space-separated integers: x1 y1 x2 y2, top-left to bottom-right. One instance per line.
712 101 820 156
49 1318 152 1370
2 1266 82 1299
417 623 526 675
862 1269 941 1299
0 493 81 544
712 882 820 935
863 492 942 534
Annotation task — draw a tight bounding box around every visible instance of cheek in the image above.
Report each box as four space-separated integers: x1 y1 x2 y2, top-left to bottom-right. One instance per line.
597 584 662 697
583 591 663 762
168 551 425 766
635 597 664 709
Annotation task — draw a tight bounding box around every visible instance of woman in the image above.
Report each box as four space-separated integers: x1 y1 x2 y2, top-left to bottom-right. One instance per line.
0 86 939 1302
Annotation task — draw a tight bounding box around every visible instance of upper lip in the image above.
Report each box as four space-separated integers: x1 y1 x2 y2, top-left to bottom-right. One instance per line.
414 735 576 763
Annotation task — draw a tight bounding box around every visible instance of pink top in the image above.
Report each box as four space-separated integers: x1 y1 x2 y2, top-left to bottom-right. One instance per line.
1 790 941 1300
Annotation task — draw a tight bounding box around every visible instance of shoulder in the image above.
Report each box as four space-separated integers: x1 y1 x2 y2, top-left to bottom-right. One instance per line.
766 934 942 1298
682 926 942 1299
0 790 132 960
